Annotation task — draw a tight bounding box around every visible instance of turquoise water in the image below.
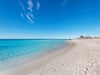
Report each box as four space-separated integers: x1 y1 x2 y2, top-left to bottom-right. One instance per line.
0 39 66 62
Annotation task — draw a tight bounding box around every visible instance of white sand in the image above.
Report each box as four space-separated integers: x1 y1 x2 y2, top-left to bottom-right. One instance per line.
0 39 100 75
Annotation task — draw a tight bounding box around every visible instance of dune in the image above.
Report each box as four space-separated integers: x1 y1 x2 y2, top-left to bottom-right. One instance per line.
0 39 100 75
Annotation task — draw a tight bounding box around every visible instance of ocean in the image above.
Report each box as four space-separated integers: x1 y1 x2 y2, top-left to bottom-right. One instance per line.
0 39 66 70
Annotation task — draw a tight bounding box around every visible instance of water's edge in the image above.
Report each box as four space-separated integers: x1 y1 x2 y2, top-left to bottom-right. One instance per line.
0 40 68 70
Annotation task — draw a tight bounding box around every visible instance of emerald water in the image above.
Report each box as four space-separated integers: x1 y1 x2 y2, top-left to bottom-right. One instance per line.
0 39 66 61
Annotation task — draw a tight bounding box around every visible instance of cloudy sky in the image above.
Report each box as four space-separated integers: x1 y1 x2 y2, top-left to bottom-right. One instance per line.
0 0 100 39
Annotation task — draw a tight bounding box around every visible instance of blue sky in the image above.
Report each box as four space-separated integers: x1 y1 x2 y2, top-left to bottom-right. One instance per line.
0 0 100 39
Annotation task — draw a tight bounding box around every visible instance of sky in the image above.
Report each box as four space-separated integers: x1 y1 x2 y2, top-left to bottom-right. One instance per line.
0 0 100 39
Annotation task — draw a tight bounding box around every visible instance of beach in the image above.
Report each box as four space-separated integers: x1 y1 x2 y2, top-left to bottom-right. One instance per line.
1 39 100 75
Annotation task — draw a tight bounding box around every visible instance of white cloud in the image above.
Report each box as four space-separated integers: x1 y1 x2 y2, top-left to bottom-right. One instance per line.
27 0 34 12
36 1 40 10
26 13 34 24
19 0 40 24
19 1 25 11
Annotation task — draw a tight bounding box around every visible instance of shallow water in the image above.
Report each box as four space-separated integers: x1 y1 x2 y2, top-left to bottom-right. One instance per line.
0 39 66 62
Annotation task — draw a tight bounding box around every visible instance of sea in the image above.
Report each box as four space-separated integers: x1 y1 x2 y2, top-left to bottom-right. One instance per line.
0 39 67 70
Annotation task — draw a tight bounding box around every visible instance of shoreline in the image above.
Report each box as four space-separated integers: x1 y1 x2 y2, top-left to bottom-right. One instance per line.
0 40 75 75
1 39 100 75
0 40 67 70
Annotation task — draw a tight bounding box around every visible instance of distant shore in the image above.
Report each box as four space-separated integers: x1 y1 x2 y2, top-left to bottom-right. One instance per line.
1 39 100 75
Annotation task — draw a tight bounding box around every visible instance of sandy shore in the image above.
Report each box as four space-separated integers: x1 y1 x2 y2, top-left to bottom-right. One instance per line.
1 39 100 75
